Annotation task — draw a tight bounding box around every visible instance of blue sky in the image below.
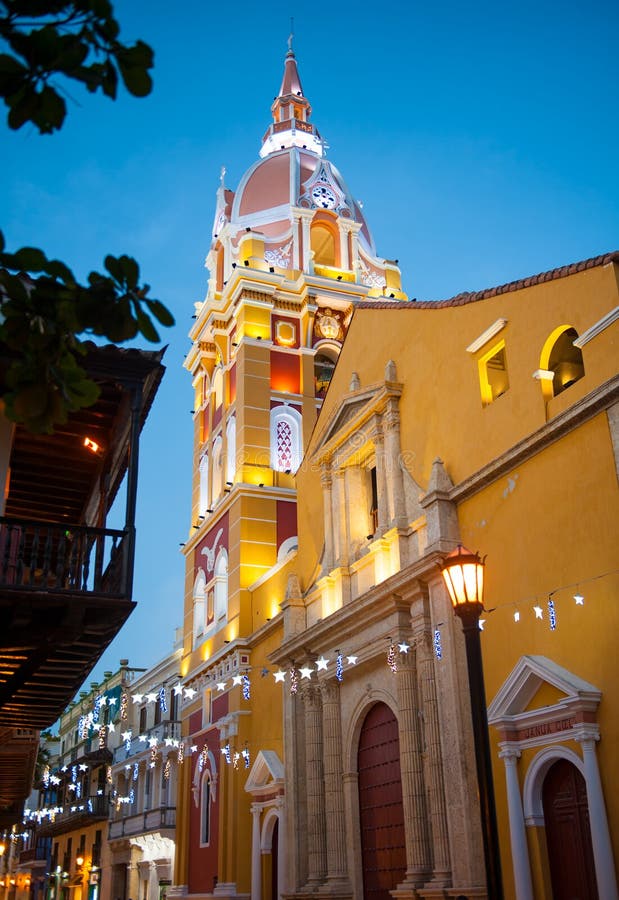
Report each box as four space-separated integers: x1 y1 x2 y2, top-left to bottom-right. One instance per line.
2 0 618 687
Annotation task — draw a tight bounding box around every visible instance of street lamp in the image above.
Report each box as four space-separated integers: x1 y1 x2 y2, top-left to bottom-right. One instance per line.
441 545 504 900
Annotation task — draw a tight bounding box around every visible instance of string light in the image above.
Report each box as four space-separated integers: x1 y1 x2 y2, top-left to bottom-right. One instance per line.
548 598 557 631
159 687 167 713
120 692 128 720
289 667 299 694
433 629 442 660
387 643 397 673
242 745 250 768
335 652 343 682
242 672 251 700
514 610 520 623
178 742 185 765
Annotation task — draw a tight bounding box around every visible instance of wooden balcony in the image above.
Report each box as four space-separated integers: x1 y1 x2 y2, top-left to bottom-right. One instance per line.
108 806 176 840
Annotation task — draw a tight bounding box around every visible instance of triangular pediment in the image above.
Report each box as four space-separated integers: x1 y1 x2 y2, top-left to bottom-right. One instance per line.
488 655 600 726
244 749 284 796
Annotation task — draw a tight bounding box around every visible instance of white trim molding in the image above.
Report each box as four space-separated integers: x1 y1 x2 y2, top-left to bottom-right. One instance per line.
465 317 508 354
573 305 619 348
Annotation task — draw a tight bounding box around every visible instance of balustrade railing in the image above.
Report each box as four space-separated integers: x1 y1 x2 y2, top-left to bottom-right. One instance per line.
0 518 129 598
108 806 176 839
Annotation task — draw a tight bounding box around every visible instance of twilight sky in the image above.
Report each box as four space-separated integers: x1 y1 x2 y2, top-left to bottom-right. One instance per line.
2 0 618 689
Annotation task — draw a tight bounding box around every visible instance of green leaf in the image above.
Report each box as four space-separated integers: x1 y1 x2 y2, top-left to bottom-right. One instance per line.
135 307 159 342
36 85 66 132
12 246 48 271
45 259 75 282
103 255 123 282
119 254 139 288
146 299 175 327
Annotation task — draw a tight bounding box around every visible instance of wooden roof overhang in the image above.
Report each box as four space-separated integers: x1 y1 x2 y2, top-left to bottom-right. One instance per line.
0 343 165 819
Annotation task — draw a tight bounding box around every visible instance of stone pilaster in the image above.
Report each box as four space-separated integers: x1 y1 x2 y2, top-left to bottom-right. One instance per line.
321 466 335 572
302 684 327 887
383 396 407 529
395 647 432 888
320 681 351 889
371 421 388 536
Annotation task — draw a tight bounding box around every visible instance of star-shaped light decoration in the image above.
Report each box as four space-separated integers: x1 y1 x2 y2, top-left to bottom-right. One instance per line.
216 681 227 692
514 610 520 622
124 764 131 771
145 692 158 703
398 642 410 654
300 666 313 680
533 605 543 619
173 684 183 695
99 696 107 706
190 744 198 754
346 655 358 665
232 674 243 686
574 593 584 605
148 737 158 748
184 687 197 699
315 656 329 671
61 765 68 772
479 620 486 631
132 693 143 704
107 723 115 733
79 764 88 771
108 697 117 706
121 731 132 742
273 670 286 683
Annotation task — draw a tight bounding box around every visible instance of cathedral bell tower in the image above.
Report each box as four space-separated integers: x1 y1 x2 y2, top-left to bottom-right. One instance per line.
176 43 407 897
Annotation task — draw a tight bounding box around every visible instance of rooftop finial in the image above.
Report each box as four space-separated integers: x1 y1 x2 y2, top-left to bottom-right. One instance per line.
287 17 294 55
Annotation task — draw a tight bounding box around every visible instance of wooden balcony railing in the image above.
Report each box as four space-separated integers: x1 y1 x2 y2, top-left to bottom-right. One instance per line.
0 518 130 599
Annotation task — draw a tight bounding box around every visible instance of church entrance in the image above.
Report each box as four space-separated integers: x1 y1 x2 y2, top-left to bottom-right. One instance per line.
357 702 406 900
542 758 598 899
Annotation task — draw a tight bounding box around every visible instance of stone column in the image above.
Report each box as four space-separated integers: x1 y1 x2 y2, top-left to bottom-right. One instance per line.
575 731 619 900
396 647 432 886
300 212 312 272
276 798 286 898
291 214 301 270
383 399 407 529
413 621 451 885
371 423 388 535
302 685 327 886
333 470 349 567
321 681 350 887
321 467 335 571
250 803 262 900
498 749 533 900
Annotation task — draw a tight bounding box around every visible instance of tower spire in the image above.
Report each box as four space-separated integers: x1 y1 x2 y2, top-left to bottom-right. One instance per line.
260 39 323 158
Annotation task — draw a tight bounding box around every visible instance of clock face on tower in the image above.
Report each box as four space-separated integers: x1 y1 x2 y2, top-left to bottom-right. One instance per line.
311 184 337 209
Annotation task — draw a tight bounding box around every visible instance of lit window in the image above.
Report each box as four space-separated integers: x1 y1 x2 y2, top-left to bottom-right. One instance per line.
478 340 509 406
213 549 228 621
226 416 236 484
270 406 302 472
314 351 337 398
212 366 224 408
311 223 336 266
193 570 206 647
212 436 224 500
199 454 209 517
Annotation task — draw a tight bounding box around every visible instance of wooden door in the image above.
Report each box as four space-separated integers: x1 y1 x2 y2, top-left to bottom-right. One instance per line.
357 702 406 900
542 758 598 899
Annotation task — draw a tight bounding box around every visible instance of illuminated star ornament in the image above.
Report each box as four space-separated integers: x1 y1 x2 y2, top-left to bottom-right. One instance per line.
315 656 329 671
232 674 243 686
216 681 227 692
533 605 544 619
300 666 313 680
273 670 286 683
574 592 584 605
346 655 358 666
398 642 410 654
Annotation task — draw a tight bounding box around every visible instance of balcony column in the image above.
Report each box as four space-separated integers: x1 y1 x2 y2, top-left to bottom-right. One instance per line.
302 684 327 887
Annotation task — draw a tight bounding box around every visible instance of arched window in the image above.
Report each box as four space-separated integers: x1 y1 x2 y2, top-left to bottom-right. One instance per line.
212 366 224 409
314 349 337 398
212 436 224 501
193 570 207 647
213 548 228 621
270 406 303 472
311 223 336 267
226 416 236 485
542 326 585 398
199 454 209 517
201 773 211 845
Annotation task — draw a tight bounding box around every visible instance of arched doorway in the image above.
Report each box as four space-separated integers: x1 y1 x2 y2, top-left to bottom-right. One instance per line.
542 758 598 899
270 817 278 900
357 702 406 900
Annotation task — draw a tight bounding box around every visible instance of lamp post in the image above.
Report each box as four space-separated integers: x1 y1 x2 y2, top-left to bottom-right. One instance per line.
441 545 503 900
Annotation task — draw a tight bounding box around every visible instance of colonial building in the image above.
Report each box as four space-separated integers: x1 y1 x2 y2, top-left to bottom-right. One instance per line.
174 42 619 900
